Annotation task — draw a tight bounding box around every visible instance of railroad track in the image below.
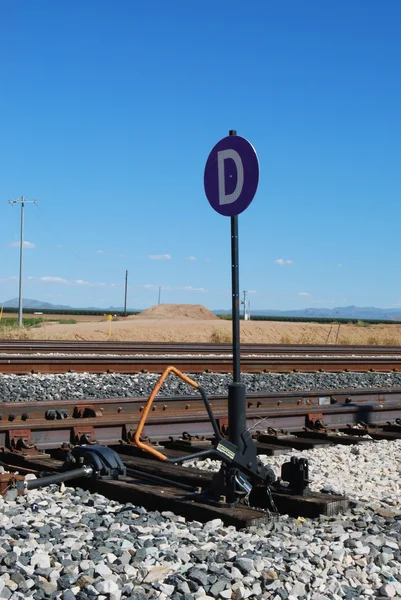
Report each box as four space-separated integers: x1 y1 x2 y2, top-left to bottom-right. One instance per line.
1 340 401 354
1 385 399 523
1 387 401 451
1 341 401 522
2 341 401 373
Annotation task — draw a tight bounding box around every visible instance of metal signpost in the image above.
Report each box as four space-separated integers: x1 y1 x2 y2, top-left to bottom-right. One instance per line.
204 130 259 500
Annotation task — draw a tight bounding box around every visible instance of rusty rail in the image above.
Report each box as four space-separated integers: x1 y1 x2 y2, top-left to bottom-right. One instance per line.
0 387 400 452
2 355 401 374
1 340 401 355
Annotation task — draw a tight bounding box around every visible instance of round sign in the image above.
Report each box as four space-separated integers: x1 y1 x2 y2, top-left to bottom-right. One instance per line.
204 135 259 216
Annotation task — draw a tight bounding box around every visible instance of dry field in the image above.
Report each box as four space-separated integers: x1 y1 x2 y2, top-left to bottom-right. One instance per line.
2 304 401 345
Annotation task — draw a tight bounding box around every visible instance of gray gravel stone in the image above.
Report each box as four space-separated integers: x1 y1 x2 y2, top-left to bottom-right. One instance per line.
2 371 401 402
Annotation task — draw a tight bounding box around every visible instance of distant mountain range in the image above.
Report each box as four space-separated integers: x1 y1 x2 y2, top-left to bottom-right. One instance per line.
214 306 401 320
2 298 73 310
2 298 401 321
1 298 131 311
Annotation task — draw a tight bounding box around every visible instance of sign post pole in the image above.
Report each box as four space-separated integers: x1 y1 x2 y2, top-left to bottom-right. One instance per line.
227 130 246 458
204 130 259 502
229 130 241 384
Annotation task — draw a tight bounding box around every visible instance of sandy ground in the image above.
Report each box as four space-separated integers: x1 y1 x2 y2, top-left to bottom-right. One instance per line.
3 304 401 344
8 316 401 344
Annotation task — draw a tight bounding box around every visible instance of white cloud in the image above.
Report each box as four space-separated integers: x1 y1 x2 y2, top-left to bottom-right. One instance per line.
179 286 207 292
204 259 212 263
142 284 171 290
40 276 70 284
148 254 172 260
275 258 293 265
337 263 343 267
0 276 17 283
186 256 197 261
8 241 35 249
26 276 119 288
248 290 257 294
96 249 128 258
298 292 310 297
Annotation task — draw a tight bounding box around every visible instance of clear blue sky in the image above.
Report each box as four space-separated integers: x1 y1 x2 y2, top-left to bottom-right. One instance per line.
1 1 400 310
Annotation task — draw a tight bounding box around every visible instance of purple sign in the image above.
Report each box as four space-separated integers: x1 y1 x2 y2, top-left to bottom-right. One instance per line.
204 135 259 217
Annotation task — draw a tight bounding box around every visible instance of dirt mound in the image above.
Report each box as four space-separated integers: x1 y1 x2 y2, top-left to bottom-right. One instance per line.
135 303 219 320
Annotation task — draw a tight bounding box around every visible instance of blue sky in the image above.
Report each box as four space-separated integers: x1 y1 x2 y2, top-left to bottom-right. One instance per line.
1 1 400 310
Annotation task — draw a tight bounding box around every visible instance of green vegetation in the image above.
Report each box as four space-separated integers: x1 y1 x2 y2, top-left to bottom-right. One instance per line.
0 317 44 328
355 320 371 327
1 308 139 317
217 314 401 325
56 319 77 325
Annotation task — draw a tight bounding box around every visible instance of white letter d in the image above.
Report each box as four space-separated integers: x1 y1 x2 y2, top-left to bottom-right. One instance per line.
217 149 244 206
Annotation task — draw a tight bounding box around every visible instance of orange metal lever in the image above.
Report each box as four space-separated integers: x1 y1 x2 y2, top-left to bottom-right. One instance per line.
133 366 199 461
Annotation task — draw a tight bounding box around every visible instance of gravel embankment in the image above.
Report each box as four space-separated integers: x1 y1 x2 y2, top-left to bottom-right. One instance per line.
1 371 401 401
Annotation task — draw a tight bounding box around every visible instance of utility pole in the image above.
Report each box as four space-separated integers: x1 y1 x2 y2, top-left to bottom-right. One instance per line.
241 290 248 320
158 286 161 305
8 197 38 327
124 270 128 317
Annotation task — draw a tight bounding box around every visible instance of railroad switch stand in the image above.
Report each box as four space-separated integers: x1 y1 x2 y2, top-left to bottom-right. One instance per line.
133 366 310 511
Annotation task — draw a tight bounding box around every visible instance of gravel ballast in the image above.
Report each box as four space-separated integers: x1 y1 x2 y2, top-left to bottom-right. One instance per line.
1 371 401 402
0 371 401 599
0 439 400 600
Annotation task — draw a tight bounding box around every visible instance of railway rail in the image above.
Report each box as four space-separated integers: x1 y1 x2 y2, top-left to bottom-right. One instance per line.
0 387 400 452
1 385 400 524
2 341 401 373
1 340 401 354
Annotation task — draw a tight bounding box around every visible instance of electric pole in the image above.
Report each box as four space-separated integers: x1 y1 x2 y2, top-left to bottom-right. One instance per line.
158 286 161 305
8 197 38 327
241 290 248 320
124 270 128 317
